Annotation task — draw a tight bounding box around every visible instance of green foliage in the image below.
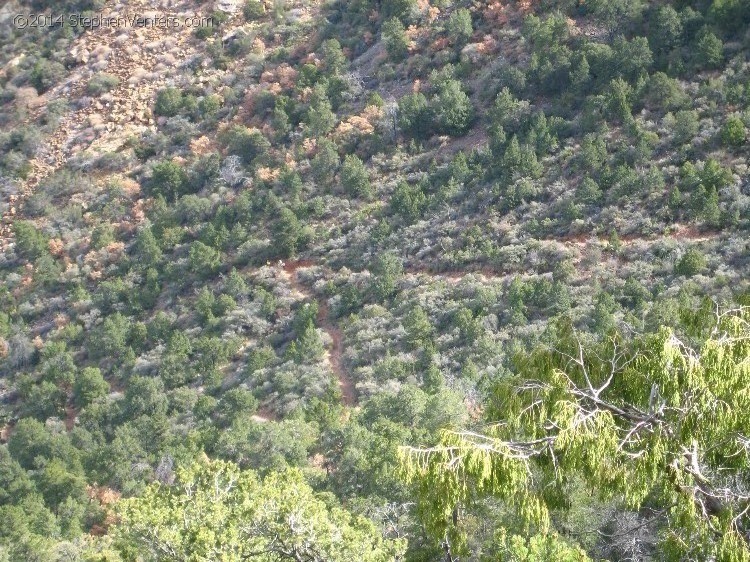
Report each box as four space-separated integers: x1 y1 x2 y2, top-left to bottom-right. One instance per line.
8 418 76 471
286 321 324 363
649 5 683 60
575 178 602 205
322 39 347 75
694 29 724 70
371 252 403 300
87 73 120 96
644 72 685 112
149 160 189 200
381 0 417 23
604 78 633 123
223 125 271 166
675 247 707 276
390 180 427 222
404 305 434 350
3 0 750 557
383 17 409 61
721 116 746 147
13 221 48 261
114 460 405 561
494 531 591 561
523 14 573 94
153 87 184 117
491 88 528 136
198 94 222 117
398 92 430 139
273 207 303 258
400 310 750 559
73 367 109 408
304 85 336 138
134 227 162 266
225 268 248 299
431 79 474 137
30 59 65 93
123 376 168 418
446 8 473 46
587 0 644 33
575 133 607 173
672 109 700 145
341 154 372 199
501 136 542 180
453 307 483 344
188 240 222 277
88 312 132 360
219 388 259 425
243 0 265 20
608 228 622 252
709 0 750 34
37 459 87 512
311 139 340 185
90 223 115 250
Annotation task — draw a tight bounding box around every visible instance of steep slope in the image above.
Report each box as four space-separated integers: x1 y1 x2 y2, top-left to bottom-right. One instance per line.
0 0 748 559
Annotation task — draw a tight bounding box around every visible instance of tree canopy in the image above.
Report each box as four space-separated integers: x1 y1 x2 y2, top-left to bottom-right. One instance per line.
400 308 750 560
115 459 405 561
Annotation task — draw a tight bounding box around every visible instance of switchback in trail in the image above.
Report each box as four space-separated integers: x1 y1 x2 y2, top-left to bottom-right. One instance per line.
281 260 356 407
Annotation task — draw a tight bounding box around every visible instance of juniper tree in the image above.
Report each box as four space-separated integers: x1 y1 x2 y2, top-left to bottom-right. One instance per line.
305 85 336 138
446 8 472 47
398 92 430 139
311 139 340 186
341 154 373 199
383 17 409 61
404 305 434 350
13 221 48 262
115 460 405 561
400 308 750 560
722 116 746 147
431 79 474 137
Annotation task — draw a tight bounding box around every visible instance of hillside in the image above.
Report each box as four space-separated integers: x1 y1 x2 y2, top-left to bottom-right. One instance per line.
0 0 749 559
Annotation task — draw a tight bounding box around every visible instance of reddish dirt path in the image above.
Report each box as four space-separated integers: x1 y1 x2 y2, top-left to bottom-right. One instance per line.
276 257 521 407
406 263 509 282
315 297 356 406
64 405 78 431
252 406 278 423
551 223 723 248
282 260 356 407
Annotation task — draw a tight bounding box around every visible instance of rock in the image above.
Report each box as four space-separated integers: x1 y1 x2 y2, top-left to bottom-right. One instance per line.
215 0 244 14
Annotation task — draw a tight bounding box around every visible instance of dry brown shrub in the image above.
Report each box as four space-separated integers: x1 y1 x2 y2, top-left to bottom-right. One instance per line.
256 167 280 182
105 241 125 256
48 238 65 256
15 87 44 110
431 37 451 51
54 314 69 329
190 136 213 155
121 178 141 196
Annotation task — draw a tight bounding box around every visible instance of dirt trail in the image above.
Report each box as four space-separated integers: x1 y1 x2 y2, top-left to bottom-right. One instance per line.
64 405 78 431
281 260 357 407
267 225 724 414
551 223 722 249
274 257 521 408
